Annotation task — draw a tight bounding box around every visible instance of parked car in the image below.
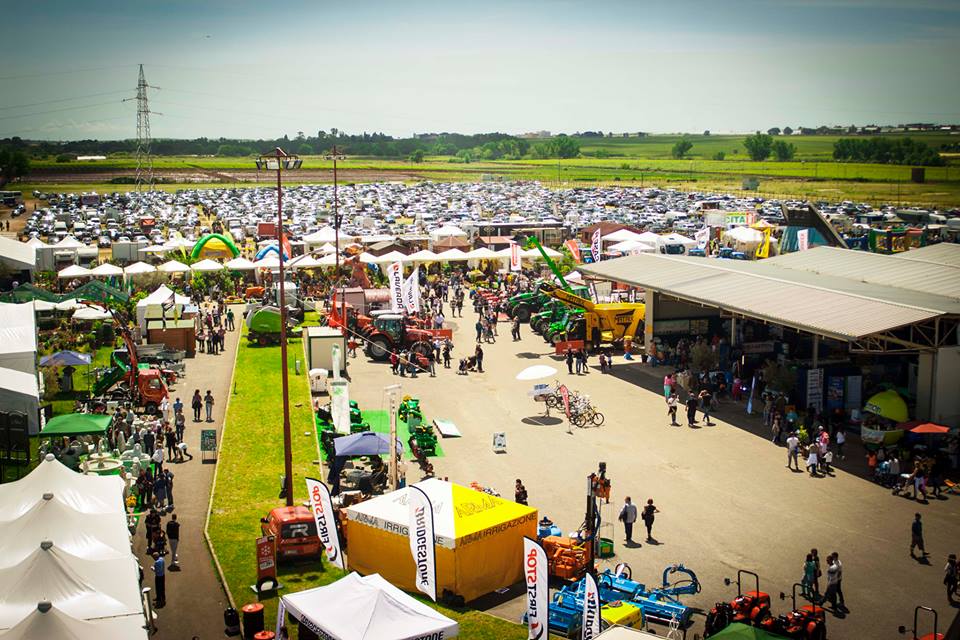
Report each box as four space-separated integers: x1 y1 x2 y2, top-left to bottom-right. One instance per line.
260 506 321 561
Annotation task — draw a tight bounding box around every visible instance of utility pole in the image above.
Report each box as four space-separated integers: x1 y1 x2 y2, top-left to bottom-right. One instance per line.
125 64 158 193
326 146 347 328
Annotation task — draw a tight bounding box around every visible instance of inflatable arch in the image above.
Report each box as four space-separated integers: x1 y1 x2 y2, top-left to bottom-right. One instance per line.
191 233 240 259
255 244 289 261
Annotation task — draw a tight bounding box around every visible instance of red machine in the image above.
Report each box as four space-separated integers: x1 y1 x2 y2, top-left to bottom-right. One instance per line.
260 506 322 561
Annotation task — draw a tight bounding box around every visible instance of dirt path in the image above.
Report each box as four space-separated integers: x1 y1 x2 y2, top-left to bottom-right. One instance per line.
131 307 241 639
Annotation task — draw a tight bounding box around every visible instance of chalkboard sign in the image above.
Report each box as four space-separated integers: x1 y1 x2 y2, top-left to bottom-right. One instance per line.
201 429 217 461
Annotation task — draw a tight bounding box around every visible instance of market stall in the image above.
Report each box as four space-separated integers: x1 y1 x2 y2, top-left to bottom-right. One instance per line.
345 478 537 601
279 572 458 640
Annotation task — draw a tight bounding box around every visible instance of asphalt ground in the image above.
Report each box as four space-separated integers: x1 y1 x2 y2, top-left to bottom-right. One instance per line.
342 303 960 639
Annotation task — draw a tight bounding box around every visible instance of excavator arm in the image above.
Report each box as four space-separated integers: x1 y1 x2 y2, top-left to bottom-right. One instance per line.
527 236 572 292
540 282 596 312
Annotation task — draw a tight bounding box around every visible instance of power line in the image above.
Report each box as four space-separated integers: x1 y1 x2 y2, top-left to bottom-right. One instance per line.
0 100 127 121
0 89 131 112
0 64 134 81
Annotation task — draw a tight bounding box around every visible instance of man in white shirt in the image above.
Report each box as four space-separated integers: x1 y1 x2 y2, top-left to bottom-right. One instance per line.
618 497 638 543
786 433 800 471
821 553 840 610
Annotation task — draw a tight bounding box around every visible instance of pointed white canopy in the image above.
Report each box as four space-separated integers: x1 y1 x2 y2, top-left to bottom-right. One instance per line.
406 249 439 262
429 224 467 239
372 251 407 264
87 263 123 277
137 244 168 254
356 252 378 264
436 248 469 261
303 227 339 243
317 242 338 254
123 261 156 276
57 265 91 279
465 247 499 259
288 255 323 269
54 236 84 249
602 229 646 242
156 259 191 273
253 255 282 269
0 603 147 640
0 456 123 523
224 257 256 270
72 306 112 321
190 259 224 272
25 236 48 248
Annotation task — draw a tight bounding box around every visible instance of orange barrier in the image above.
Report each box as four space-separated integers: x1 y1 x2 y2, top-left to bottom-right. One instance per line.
554 340 585 355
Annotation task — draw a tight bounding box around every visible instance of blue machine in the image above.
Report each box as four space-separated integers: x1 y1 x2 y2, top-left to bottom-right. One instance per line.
522 585 583 638
688 247 707 258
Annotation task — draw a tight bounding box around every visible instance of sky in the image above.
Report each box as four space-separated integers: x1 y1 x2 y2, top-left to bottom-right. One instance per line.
1 0 958 141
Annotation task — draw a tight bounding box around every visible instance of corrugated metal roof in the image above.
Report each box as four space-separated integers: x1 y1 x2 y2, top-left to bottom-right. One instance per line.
579 253 949 341
769 246 960 299
890 243 960 269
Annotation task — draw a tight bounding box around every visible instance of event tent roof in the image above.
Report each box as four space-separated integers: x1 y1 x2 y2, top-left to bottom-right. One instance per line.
39 351 92 367
346 478 535 549
0 604 147 640
54 237 84 249
190 259 224 272
72 306 112 321
0 237 36 271
156 260 191 273
253 255 281 269
373 251 408 264
123 261 156 276
58 265 91 279
465 247 500 259
0 456 123 523
0 367 39 399
40 414 111 436
429 224 467 238
436 248 468 261
88 263 123 277
0 302 38 356
281 572 458 640
138 285 189 309
406 249 440 262
224 257 256 270
303 227 339 243
602 229 647 242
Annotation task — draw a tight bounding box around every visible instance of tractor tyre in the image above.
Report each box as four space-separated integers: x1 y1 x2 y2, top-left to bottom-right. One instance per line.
409 341 432 358
514 304 531 323
367 335 392 361
144 401 158 415
257 335 269 346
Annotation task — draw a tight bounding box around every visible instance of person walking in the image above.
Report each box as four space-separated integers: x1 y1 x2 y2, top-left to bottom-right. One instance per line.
618 497 638 544
475 319 483 343
641 499 659 541
191 390 202 423
685 394 699 427
152 467 168 510
806 446 819 477
810 548 822 596
514 479 528 505
152 552 166 608
174 411 185 445
801 553 818 600
427 348 436 377
771 413 782 444
511 316 521 341
911 513 928 558
945 554 958 602
474 344 484 373
173 396 183 417
698 389 714 426
226 307 235 331
163 468 174 509
667 392 679 426
204 390 214 422
166 514 181 568
821 554 840 610
833 552 846 611
836 429 846 460
786 432 800 471
566 348 574 375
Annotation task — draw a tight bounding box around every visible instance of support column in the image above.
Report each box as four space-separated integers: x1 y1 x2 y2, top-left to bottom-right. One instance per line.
730 317 737 346
812 334 820 369
645 290 656 355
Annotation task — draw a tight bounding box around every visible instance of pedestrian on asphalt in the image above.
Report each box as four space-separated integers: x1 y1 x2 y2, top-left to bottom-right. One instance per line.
204 390 214 422
833 551 846 611
945 554 958 601
771 413 782 444
786 432 800 470
801 553 818 600
152 552 166 608
911 513 928 558
165 426 176 460
191 390 202 422
698 389 714 425
167 514 180 568
566 348 574 375
475 344 484 373
428 348 436 377
575 349 583 374
163 468 174 509
512 317 521 341
173 397 183 417
578 349 589 374
145 508 160 543
836 429 846 460
143 428 156 456
667 392 679 426
153 467 168 509
663 372 674 399
810 548 822 596
618 496 638 544
442 342 451 368
685 394 698 427
515 479 528 505
152 445 164 474
390 350 398 375
226 307 235 331
174 412 185 445
806 446 819 477
821 553 840 610
641 499 659 540
475 319 483 343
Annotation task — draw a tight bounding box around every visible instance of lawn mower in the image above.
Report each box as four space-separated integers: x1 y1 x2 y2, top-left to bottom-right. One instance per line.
899 605 944 640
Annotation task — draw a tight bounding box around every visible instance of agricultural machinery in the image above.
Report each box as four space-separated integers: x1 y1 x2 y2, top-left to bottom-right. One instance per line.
898 605 944 640
315 400 372 459
363 315 434 364
245 305 301 346
539 282 645 350
399 397 439 458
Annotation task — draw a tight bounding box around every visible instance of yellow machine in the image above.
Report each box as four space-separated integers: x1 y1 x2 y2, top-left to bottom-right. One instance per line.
541 283 645 348
601 600 646 629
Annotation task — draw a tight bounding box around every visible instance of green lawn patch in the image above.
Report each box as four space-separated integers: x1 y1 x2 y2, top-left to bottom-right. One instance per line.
209 328 522 639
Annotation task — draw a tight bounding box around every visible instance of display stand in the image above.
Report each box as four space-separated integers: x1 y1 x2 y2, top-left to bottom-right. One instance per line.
596 500 615 559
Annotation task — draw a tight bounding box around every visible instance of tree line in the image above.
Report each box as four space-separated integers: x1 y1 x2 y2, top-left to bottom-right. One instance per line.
832 137 944 166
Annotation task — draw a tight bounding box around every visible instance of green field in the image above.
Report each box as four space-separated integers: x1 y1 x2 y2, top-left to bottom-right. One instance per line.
208 327 524 639
15 133 960 207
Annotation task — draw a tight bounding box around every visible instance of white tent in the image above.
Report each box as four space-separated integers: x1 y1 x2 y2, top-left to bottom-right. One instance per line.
607 239 656 253
0 237 36 272
465 247 499 260
602 229 646 242
429 224 467 241
57 265 91 279
136 285 190 331
522 246 562 260
0 368 40 436
123 262 156 276
31 300 58 312
317 242 338 254
280 572 458 640
72 306 112 322
137 244 168 255
88 263 123 278
0 302 38 375
357 252 378 264
303 227 339 244
634 231 663 245
287 255 322 269
372 251 408 264
253 255 282 269
0 456 122 523
437 248 469 261
318 253 340 266
660 232 697 247
0 544 142 628
0 603 147 640
406 249 439 262
54 237 84 249
156 260 191 274
190 259 223 272
54 299 82 311
224 257 256 270
24 236 48 249
162 238 194 251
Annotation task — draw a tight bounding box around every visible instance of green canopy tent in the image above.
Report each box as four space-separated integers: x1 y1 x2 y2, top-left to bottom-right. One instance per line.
708 623 790 640
40 413 112 436
0 283 61 303
64 280 130 305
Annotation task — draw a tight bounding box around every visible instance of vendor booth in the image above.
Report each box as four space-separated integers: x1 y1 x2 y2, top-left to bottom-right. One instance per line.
345 478 537 602
40 413 112 438
279 572 458 640
135 285 192 333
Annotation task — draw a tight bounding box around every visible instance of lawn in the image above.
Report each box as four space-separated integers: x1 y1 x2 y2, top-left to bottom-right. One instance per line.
208 326 524 639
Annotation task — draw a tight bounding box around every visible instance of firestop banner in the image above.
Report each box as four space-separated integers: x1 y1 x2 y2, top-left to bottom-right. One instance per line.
510 242 521 272
581 572 601 640
306 478 345 570
402 266 420 313
523 536 548 640
408 485 437 601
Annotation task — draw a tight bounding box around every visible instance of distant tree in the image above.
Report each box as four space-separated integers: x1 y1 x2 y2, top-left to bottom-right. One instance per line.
767 127 781 136
553 135 580 159
330 128 339 138
671 137 693 159
772 140 796 161
297 143 314 155
55 153 73 163
530 142 553 159
743 133 774 161
296 131 305 141
408 149 425 163
216 144 252 157
712 151 726 161
0 147 30 186
703 130 711 136
782 126 794 136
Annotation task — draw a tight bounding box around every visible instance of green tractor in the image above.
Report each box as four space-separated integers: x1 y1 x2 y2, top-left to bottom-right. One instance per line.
543 311 586 345
399 396 438 457
245 305 301 346
506 283 550 323
397 396 424 426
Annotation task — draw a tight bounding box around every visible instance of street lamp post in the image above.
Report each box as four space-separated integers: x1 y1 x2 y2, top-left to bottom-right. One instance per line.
255 147 302 507
325 146 347 331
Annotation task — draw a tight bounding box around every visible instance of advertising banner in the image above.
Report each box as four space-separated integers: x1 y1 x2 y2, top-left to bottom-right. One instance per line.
256 535 277 589
560 384 571 419
694 226 710 249
305 477 345 570
387 261 404 312
523 537 549 640
408 485 437 601
591 229 602 263
510 242 522 272
797 229 810 251
329 380 351 434
806 368 824 412
402 267 420 313
564 239 582 263
581 572 601 640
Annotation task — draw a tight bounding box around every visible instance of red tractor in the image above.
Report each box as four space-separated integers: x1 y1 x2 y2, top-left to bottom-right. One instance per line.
363 315 434 363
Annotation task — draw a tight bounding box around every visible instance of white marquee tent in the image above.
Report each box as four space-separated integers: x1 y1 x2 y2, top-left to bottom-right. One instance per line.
88 263 124 278
0 455 122 522
123 262 156 276
429 224 467 241
0 603 146 640
280 572 458 640
224 257 256 271
190 259 224 272
57 265 91 279
156 260 191 274
136 285 191 331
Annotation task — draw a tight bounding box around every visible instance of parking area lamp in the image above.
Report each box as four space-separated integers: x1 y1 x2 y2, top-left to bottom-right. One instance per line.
255 147 301 507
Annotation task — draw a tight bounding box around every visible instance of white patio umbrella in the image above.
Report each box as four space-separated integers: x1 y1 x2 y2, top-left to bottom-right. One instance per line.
88 263 124 278
224 256 256 270
123 261 156 276
57 265 91 279
190 259 224 272
516 365 558 381
157 259 191 273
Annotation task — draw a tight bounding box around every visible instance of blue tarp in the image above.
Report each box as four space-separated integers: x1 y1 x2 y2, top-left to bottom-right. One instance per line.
333 431 403 457
39 350 93 367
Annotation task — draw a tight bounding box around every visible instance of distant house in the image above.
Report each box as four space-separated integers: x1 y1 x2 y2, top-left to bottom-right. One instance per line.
475 236 514 250
578 222 643 244
367 240 411 257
